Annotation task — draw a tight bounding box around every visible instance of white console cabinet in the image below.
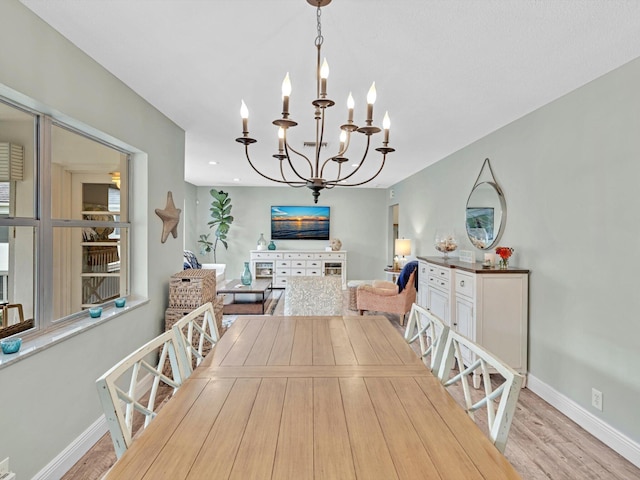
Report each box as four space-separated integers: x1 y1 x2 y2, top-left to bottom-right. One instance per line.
417 257 529 383
250 250 347 289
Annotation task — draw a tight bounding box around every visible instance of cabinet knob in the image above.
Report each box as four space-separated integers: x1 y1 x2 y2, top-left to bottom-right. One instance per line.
460 280 465 287
453 322 457 326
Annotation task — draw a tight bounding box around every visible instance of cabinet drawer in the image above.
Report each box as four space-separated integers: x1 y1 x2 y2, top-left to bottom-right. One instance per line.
276 260 292 268
426 263 450 281
251 252 282 260
455 271 475 299
276 268 291 276
291 269 307 276
317 252 345 260
307 260 321 268
306 269 321 276
419 261 429 276
285 252 315 260
428 275 449 291
274 277 288 287
291 260 306 268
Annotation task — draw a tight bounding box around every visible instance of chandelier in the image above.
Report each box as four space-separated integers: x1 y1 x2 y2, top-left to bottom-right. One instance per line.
236 0 395 203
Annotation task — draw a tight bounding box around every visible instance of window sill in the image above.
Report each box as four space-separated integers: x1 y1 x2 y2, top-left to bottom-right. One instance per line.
0 296 149 370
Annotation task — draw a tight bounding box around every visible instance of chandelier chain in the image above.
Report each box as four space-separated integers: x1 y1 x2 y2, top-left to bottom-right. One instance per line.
315 5 323 47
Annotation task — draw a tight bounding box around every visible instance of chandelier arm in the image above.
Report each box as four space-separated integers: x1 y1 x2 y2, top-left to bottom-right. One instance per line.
284 142 314 179
325 162 342 189
244 146 305 186
278 149 308 187
331 135 372 183
328 153 388 187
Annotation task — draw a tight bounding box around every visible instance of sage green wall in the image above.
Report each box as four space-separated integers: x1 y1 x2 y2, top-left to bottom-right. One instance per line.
184 181 198 250
188 186 388 281
391 57 640 442
0 1 185 478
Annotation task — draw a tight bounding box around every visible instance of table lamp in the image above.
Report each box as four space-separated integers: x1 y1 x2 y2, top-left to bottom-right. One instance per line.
394 238 412 268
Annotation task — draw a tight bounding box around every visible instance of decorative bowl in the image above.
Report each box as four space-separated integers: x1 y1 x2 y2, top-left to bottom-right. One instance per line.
89 307 103 318
434 230 458 259
1 337 22 354
115 298 126 308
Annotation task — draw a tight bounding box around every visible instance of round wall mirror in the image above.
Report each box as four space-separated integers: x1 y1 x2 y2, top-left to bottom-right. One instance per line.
465 181 506 250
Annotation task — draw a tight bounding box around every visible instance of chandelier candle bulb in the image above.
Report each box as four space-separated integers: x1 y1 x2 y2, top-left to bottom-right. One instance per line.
339 130 346 153
383 111 390 144
240 100 249 134
347 92 354 122
366 82 376 124
282 72 292 117
320 58 329 97
278 127 285 152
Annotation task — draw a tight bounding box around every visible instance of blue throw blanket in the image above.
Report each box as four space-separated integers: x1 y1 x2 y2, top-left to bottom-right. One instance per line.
397 260 418 293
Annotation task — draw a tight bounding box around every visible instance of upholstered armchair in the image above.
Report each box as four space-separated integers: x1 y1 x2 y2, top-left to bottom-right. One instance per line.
356 270 416 325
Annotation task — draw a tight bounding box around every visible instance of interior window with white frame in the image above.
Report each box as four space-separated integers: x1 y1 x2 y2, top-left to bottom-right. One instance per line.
0 98 131 339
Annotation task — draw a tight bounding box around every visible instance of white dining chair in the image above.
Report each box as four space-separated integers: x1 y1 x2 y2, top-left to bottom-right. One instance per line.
436 329 524 453
404 303 449 374
95 329 189 459
171 302 219 375
283 276 343 315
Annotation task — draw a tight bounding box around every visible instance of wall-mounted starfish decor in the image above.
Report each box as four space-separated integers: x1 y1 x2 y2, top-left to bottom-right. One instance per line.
155 191 181 243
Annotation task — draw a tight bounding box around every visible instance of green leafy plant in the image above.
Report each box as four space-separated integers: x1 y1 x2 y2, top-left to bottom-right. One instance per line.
207 189 233 263
197 233 213 254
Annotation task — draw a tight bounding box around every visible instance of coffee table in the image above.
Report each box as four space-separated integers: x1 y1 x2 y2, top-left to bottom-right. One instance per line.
217 278 273 315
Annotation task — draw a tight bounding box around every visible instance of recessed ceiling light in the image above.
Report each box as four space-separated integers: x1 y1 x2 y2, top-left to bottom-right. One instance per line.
233 178 240 182
208 161 218 165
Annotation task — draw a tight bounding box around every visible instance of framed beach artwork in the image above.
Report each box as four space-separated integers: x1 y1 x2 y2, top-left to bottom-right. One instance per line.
271 205 330 240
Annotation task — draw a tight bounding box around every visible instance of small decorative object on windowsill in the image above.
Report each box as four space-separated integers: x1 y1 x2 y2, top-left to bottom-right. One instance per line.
89 307 103 318
241 262 253 285
268 240 276 250
434 230 458 259
495 246 514 269
115 298 126 308
1 337 22 354
257 233 267 250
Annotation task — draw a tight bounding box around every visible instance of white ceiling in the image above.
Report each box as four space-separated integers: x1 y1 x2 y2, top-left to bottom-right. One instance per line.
19 0 640 190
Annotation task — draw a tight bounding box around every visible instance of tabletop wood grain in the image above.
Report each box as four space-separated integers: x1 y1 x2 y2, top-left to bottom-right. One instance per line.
105 315 521 479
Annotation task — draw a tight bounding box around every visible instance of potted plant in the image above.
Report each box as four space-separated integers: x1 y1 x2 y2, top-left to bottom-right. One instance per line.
197 233 213 256
206 189 233 263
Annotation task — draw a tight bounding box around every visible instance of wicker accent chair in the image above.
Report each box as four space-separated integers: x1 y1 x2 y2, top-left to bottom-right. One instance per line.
356 270 416 325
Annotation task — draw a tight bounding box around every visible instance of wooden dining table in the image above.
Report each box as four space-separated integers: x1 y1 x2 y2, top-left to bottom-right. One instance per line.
105 315 521 479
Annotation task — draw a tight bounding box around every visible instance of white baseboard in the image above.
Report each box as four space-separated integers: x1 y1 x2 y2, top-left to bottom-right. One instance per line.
31 415 108 480
527 374 640 469
33 374 153 479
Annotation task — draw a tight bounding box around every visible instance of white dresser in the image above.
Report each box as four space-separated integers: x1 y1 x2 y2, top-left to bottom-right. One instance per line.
250 250 347 289
417 256 529 384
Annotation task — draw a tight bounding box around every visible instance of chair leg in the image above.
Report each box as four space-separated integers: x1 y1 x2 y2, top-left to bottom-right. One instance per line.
359 310 364 316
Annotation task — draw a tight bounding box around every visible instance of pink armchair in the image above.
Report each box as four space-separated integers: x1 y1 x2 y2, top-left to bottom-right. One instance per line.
356 271 416 325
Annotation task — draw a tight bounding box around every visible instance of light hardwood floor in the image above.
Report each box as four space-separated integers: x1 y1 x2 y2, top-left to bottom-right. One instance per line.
64 293 640 480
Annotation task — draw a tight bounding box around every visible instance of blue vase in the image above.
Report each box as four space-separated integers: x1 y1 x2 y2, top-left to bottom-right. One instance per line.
241 262 252 285
268 240 276 250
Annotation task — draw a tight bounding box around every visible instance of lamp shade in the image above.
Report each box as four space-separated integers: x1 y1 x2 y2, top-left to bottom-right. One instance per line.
394 238 411 257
